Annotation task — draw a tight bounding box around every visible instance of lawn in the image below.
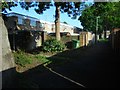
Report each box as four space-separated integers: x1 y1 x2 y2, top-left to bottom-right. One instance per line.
13 51 50 72
13 39 94 72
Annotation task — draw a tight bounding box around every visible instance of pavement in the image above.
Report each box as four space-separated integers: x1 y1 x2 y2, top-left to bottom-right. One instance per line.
17 41 119 88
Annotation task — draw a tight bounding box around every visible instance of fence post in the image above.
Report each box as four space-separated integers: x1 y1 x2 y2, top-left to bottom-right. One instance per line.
42 31 47 45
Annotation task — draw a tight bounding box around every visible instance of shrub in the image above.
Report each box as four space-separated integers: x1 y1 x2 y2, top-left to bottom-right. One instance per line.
14 51 32 67
42 39 65 52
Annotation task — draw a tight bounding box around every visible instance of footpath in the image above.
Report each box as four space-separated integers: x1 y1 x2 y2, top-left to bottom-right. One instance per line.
17 41 119 88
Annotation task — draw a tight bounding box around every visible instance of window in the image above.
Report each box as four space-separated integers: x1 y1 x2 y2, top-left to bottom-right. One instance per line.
40 23 45 28
39 23 43 28
18 17 23 24
30 20 36 26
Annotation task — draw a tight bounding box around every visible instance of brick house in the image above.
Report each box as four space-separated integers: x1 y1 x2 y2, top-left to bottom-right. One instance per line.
3 12 45 51
4 12 82 35
3 12 84 50
3 12 43 32
38 20 82 36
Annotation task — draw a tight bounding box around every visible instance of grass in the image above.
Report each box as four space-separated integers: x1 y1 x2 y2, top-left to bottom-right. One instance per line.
14 51 33 67
14 51 71 67
13 46 88 72
98 38 108 42
13 51 51 72
13 49 77 72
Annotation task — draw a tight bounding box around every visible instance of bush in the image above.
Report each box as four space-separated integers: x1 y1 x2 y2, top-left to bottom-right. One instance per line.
14 51 32 67
42 39 65 52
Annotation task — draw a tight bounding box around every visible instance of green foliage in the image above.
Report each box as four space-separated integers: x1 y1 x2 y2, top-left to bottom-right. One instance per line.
79 2 120 33
34 55 49 63
78 5 96 33
98 38 108 42
14 51 32 67
63 21 68 24
42 39 65 52
1 1 17 12
13 50 51 67
31 2 84 19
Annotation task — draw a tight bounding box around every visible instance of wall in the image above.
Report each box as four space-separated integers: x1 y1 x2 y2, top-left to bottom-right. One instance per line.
9 30 43 52
27 31 42 51
3 14 44 52
46 31 94 49
4 14 42 31
59 24 74 35
110 28 120 55
3 16 18 34
0 15 17 89
79 31 95 47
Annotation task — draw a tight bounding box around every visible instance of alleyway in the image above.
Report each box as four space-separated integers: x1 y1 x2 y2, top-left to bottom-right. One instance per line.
17 41 119 88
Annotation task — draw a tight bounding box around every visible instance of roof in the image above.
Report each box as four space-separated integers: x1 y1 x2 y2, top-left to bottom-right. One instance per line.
5 12 82 30
5 12 39 21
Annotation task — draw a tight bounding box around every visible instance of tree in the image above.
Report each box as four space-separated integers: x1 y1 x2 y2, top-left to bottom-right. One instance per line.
79 2 120 40
63 21 68 24
12 1 83 41
34 1 82 40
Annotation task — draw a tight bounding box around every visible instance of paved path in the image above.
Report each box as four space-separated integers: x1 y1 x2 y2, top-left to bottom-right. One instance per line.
18 41 119 88
51 42 119 88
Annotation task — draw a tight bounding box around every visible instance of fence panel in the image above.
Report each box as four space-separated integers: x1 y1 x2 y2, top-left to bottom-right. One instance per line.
110 28 120 55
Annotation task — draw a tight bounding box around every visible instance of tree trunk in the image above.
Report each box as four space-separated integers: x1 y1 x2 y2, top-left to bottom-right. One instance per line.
104 29 107 39
95 31 97 43
55 5 60 41
103 17 108 39
0 7 16 88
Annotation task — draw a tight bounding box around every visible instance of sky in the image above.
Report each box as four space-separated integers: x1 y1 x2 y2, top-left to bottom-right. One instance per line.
6 0 94 29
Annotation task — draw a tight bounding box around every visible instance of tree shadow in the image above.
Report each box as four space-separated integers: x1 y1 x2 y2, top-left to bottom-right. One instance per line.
46 46 89 68
18 46 89 88
2 41 119 88
16 63 83 88
2 46 88 89
16 46 90 88
1 67 18 89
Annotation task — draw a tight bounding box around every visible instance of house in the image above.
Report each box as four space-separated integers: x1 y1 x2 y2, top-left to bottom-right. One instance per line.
3 12 83 51
3 12 45 51
37 20 82 36
3 12 43 32
3 12 82 35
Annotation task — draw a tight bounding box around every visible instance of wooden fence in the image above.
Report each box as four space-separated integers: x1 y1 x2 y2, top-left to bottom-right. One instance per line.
109 28 120 55
46 31 95 49
79 31 95 47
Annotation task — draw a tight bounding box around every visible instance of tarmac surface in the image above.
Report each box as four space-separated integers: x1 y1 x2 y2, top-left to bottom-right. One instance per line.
17 41 119 88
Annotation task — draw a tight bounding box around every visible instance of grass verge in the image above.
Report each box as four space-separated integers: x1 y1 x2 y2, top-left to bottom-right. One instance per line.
13 51 50 72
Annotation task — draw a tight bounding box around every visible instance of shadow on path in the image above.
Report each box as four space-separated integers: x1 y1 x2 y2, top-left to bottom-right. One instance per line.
11 41 119 88
46 41 119 88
